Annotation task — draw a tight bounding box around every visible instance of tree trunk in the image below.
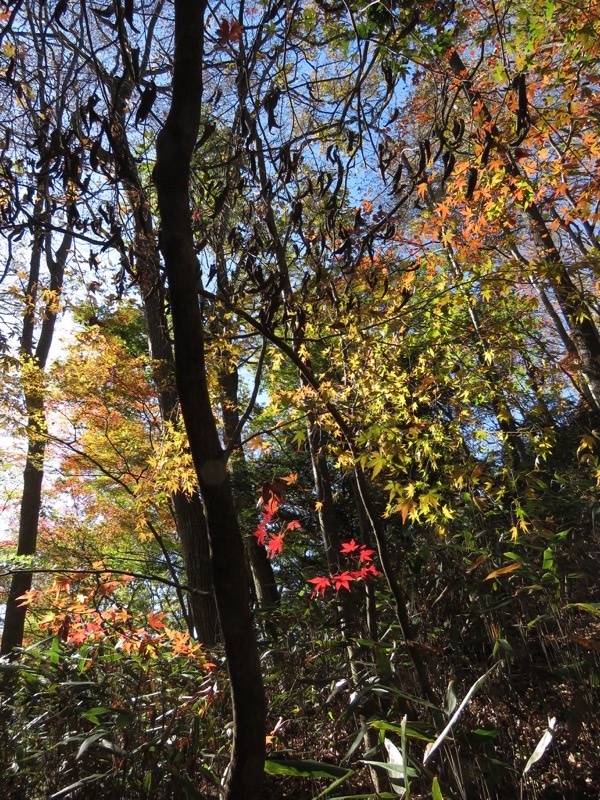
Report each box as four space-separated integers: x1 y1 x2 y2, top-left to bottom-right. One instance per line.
1 429 45 656
143 267 219 646
2 223 71 656
219 368 280 612
101 57 219 646
153 2 265 795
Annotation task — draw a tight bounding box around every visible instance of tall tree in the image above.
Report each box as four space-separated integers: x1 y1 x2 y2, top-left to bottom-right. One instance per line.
1 4 78 654
152 1 265 795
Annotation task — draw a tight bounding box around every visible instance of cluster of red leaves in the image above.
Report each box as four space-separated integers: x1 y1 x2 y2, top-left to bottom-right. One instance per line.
215 17 243 47
17 573 214 668
308 539 380 598
253 479 381 594
254 475 302 558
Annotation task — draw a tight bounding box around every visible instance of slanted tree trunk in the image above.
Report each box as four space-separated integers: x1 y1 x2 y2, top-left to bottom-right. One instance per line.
152 1 265 795
136 225 219 646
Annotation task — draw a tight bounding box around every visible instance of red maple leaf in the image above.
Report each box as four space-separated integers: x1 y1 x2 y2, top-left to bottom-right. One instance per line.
340 539 360 554
332 571 354 592
216 18 243 46
308 576 331 597
353 564 381 580
148 611 166 630
69 627 89 646
254 518 269 546
267 532 285 558
285 519 303 531
359 545 375 562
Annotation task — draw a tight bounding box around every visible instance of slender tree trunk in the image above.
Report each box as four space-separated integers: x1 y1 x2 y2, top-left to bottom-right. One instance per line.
142 260 219 646
1 423 45 656
305 419 389 795
219 368 280 611
153 2 264 795
352 467 440 705
100 59 219 645
1 224 71 656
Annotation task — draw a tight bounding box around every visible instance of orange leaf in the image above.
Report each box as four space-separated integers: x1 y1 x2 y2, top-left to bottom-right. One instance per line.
484 562 523 581
400 499 415 524
568 636 600 653
467 554 489 573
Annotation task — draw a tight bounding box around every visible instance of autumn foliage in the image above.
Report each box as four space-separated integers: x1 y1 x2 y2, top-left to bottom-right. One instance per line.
1 0 600 798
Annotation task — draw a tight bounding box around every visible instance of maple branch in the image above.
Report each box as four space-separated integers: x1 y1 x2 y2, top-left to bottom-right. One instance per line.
0 568 212 596
224 335 268 458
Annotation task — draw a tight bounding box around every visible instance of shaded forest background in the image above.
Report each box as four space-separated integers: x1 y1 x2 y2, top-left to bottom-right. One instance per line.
0 0 599 797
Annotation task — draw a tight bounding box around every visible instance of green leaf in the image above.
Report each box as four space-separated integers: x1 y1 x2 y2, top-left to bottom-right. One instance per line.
50 774 107 799
424 662 502 765
342 721 370 764
370 720 434 742
361 760 419 777
80 707 113 724
264 759 350 779
432 776 444 800
50 636 61 666
495 638 516 656
312 768 355 799
470 728 499 738
565 602 600 616
75 732 107 760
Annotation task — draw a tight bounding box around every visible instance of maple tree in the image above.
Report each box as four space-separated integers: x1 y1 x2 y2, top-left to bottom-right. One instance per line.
1 0 600 798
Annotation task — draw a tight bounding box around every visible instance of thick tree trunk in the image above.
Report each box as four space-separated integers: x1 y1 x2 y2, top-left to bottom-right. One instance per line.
153 2 265 796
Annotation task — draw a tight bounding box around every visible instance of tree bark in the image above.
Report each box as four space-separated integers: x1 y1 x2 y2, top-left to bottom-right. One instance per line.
142 250 219 646
153 2 265 795
1 225 71 656
219 368 280 612
97 45 219 645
